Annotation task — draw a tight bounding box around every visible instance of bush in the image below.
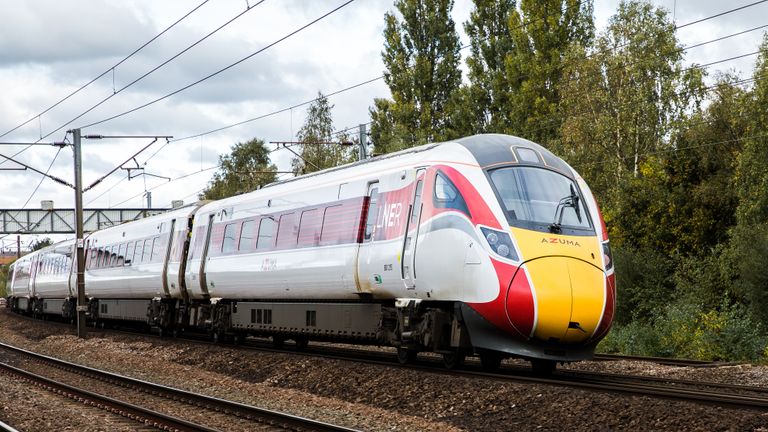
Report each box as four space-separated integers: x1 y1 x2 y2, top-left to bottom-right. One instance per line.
597 298 767 362
612 245 676 325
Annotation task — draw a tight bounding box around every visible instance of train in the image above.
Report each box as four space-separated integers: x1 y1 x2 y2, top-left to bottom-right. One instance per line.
5 134 615 372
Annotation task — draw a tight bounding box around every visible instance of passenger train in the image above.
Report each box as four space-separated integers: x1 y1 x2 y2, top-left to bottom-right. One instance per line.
6 134 615 372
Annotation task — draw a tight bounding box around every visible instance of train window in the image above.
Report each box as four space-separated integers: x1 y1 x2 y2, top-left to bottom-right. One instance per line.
133 241 142 264
433 172 470 216
117 244 126 265
256 217 276 250
298 209 321 247
489 167 592 232
239 220 256 251
153 236 164 262
306 310 317 327
321 204 355 245
276 213 298 248
411 179 423 224
141 239 150 263
222 223 238 254
102 247 111 268
264 309 272 325
364 187 379 241
125 242 134 265
257 309 263 324
515 147 541 163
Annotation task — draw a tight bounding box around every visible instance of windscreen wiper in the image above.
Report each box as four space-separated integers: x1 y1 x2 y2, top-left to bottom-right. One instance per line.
549 185 581 233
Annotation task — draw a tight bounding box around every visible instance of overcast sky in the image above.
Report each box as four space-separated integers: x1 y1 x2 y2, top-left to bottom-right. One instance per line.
0 0 765 249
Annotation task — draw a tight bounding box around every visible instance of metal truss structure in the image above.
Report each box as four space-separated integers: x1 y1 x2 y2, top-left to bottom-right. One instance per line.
0 208 169 234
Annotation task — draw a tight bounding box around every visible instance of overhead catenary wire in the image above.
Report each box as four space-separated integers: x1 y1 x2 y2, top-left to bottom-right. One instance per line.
77 0 357 131
0 0 212 141
22 1 768 211
143 0 768 169
109 165 219 208
38 0 268 143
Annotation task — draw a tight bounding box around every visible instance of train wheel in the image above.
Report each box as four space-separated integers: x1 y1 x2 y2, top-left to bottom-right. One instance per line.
479 351 504 372
442 350 466 369
273 336 285 349
212 331 223 344
233 334 244 346
294 337 309 351
397 347 418 365
531 359 556 375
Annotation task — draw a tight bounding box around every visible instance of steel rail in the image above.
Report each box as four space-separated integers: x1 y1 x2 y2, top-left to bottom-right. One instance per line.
0 341 359 432
0 361 219 432
593 353 717 367
7 310 768 412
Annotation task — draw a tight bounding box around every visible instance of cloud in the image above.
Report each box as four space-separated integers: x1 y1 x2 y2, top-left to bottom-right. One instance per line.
0 1 154 65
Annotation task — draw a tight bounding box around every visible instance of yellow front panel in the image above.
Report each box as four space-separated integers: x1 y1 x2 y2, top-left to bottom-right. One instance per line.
562 259 605 343
526 258 572 341
510 227 601 265
513 228 606 344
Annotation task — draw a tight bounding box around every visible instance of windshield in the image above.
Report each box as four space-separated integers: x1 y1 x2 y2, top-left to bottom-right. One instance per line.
489 166 593 233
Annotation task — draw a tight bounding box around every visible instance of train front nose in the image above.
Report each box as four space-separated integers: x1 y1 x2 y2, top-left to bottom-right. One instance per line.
508 257 605 343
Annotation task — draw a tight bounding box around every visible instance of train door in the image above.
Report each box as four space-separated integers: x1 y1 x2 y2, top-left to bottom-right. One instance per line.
356 181 380 293
197 214 215 296
68 241 78 297
161 219 176 297
401 169 426 290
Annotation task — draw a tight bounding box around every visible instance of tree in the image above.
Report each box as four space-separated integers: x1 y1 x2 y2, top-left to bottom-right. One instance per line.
370 0 462 153
730 35 768 325
292 92 353 175
456 0 517 134
201 138 277 200
30 237 53 251
506 0 594 144
558 0 703 213
611 76 747 255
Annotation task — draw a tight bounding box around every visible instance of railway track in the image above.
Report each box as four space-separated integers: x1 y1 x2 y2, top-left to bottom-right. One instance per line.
235 341 768 411
0 341 358 432
8 311 768 412
593 353 719 367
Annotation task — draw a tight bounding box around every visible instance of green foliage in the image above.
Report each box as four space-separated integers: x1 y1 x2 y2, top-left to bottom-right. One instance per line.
0 264 9 298
729 36 768 329
559 0 703 203
455 0 517 134
729 223 768 327
292 92 353 175
370 0 462 152
506 0 594 144
673 245 737 312
612 245 675 325
600 298 768 362
734 35 768 228
201 138 277 200
30 237 53 251
609 77 745 255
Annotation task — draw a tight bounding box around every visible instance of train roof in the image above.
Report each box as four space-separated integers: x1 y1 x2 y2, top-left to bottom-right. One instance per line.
257 133 573 192
454 134 573 177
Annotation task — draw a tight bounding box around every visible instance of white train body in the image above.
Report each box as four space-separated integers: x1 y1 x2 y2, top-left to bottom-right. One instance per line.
6 135 616 368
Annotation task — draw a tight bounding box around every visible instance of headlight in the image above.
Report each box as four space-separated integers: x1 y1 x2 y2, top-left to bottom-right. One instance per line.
603 241 613 270
480 227 519 261
486 232 498 245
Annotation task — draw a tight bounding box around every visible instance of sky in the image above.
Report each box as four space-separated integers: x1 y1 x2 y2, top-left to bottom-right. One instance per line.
0 0 766 250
